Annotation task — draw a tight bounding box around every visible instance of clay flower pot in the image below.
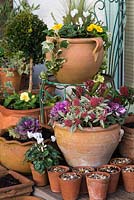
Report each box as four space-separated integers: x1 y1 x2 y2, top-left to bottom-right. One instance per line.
97 164 121 193
54 123 121 167
46 37 104 84
0 136 34 173
0 170 34 199
86 171 110 200
122 165 134 192
11 196 43 200
30 164 48 187
109 157 133 168
59 172 82 200
119 114 134 159
0 105 40 131
72 166 95 194
47 165 70 193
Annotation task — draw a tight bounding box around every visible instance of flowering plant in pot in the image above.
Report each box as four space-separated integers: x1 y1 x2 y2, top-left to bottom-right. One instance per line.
25 131 62 186
49 75 127 167
41 0 111 83
0 116 43 173
111 86 134 159
0 0 48 131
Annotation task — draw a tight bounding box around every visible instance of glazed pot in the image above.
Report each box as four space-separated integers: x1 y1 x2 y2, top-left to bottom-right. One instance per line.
30 164 48 187
59 172 82 200
122 165 134 192
54 123 121 167
97 164 121 193
46 37 104 84
86 171 110 200
119 114 134 159
0 68 21 93
0 136 34 173
47 165 70 193
0 105 40 132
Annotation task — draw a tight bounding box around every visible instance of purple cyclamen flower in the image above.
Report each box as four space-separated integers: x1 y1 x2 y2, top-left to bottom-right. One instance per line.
50 100 70 118
108 102 120 111
116 106 126 116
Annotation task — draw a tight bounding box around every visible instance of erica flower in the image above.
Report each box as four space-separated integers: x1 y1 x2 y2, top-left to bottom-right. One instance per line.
64 119 73 127
90 97 102 107
72 98 80 106
20 92 30 102
120 86 129 97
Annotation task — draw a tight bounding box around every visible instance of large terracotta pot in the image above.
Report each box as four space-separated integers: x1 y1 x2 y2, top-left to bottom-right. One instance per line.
0 136 34 173
0 105 40 132
0 68 21 92
46 37 104 84
54 123 121 167
119 114 134 159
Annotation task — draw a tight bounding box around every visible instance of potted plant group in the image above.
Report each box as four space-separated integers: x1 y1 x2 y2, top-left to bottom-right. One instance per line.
41 0 110 84
49 75 127 167
0 0 49 130
25 131 62 186
0 116 41 173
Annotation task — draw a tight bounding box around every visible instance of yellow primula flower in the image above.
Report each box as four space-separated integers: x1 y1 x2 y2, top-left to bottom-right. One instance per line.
20 92 30 102
87 24 95 32
87 24 103 33
52 24 63 31
94 74 105 83
95 25 103 33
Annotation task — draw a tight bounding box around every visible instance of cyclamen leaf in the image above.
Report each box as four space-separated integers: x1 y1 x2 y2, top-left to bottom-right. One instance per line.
60 40 69 48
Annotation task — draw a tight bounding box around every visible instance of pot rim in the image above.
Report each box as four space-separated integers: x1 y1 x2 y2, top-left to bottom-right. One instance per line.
0 136 35 146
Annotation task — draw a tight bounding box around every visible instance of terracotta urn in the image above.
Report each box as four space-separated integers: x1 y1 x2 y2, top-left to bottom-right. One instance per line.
0 136 34 173
46 37 104 84
119 114 134 159
54 123 121 167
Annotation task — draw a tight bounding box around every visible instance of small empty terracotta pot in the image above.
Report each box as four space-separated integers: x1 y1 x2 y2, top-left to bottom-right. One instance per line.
47 165 70 193
72 166 95 194
11 196 44 200
86 171 110 200
59 172 82 200
97 164 121 193
122 165 134 192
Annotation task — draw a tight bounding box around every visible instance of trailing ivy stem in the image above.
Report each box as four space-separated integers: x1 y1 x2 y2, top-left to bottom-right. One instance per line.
28 57 33 93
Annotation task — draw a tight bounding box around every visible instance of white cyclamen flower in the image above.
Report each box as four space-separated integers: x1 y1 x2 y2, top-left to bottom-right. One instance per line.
51 136 56 142
33 132 44 144
83 11 89 18
70 9 78 17
78 17 83 27
27 131 34 139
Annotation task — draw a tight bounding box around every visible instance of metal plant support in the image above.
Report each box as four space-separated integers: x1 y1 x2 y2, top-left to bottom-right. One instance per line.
39 0 126 126
93 0 126 88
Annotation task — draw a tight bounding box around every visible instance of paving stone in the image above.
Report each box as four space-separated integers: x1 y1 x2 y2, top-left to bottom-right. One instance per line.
33 185 134 200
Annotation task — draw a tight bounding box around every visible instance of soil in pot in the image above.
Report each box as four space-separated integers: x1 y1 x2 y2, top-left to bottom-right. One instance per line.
47 165 70 193
122 165 134 192
97 164 121 193
59 172 82 200
109 157 133 168
86 171 110 200
0 174 21 188
72 166 95 194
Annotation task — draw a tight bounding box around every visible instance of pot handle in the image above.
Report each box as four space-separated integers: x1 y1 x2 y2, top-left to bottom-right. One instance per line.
119 129 124 142
91 37 103 62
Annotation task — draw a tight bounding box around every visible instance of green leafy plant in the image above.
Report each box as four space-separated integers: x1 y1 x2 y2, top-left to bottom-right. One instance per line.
4 0 48 92
25 133 62 174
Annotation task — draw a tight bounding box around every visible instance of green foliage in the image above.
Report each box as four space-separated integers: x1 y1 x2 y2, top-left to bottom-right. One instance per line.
41 39 69 78
25 143 62 174
3 92 39 110
4 6 48 64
